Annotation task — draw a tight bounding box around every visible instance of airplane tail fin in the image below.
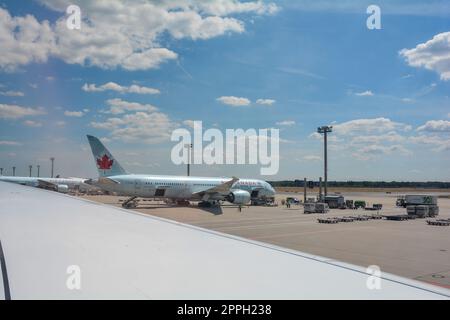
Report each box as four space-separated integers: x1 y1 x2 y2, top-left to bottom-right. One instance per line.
86 135 127 177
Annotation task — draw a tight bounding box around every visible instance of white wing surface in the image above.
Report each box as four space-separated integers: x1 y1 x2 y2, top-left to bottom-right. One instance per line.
0 182 448 300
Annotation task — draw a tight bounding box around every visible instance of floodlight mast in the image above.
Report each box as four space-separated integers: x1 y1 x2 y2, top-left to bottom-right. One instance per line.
184 144 192 176
317 126 333 196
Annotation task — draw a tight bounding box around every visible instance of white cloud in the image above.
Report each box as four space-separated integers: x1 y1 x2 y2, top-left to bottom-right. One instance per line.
400 32 450 81
409 134 450 152
0 103 45 119
104 98 158 115
91 111 177 144
281 1 450 16
332 118 411 135
352 144 411 161
23 120 43 127
0 90 24 97
303 155 321 161
350 132 405 144
56 120 66 127
256 98 276 105
82 82 160 95
309 132 322 140
310 118 415 160
64 110 85 117
0 1 278 71
194 1 279 16
0 8 54 72
0 140 22 146
417 120 450 132
183 120 196 128
217 96 251 106
276 120 295 126
354 90 374 97
309 131 340 142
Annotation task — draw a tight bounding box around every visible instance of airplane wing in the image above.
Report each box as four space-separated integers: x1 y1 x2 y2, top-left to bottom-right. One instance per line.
36 179 58 190
0 181 449 299
85 177 120 186
193 177 238 199
98 177 120 185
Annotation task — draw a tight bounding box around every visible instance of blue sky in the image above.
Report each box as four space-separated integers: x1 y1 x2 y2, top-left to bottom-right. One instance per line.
0 0 449 180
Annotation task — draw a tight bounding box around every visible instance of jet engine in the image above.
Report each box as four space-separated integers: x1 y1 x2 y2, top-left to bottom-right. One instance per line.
226 190 251 205
56 184 69 193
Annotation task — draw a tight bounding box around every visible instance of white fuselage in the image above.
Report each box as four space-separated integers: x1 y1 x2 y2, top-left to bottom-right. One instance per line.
95 174 275 200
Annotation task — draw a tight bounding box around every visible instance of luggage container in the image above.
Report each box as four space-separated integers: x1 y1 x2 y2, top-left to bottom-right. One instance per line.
315 203 330 213
324 195 345 209
304 203 316 214
428 205 439 217
415 205 429 218
407 205 417 215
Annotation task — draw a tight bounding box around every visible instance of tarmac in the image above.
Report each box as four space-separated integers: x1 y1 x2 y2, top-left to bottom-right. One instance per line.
81 191 450 288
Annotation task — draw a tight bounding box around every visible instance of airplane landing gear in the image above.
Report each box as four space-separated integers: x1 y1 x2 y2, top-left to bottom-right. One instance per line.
122 196 138 209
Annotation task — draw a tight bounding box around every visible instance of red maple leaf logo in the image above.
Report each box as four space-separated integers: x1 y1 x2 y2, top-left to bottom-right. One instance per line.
96 154 113 170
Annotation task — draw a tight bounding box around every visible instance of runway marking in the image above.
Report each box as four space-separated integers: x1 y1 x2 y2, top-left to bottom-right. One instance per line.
0 239 11 300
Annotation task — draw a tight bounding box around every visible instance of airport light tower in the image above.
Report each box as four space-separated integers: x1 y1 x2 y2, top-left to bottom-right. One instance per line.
37 165 40 177
29 165 32 177
50 157 55 178
184 143 192 176
317 126 333 196
12 166 16 176
0 168 3 176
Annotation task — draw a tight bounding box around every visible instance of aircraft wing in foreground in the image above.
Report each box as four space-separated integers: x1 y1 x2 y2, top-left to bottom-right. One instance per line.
0 182 448 299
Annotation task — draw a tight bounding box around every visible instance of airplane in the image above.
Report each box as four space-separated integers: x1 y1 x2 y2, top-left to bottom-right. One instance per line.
86 135 276 208
0 175 90 193
0 181 449 299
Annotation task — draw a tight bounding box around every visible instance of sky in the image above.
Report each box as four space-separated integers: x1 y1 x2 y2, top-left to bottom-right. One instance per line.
0 0 449 181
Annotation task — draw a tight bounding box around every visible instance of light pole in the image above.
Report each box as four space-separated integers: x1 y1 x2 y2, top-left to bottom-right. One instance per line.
319 177 323 201
317 126 333 196
184 143 192 176
12 166 16 176
50 157 55 178
303 177 307 203
37 165 40 177
29 165 32 177
0 168 3 175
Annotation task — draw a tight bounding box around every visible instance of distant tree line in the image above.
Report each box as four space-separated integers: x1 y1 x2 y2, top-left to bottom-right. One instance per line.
268 180 450 189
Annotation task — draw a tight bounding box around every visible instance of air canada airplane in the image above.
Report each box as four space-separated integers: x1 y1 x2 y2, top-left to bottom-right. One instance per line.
87 135 276 208
0 175 89 193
